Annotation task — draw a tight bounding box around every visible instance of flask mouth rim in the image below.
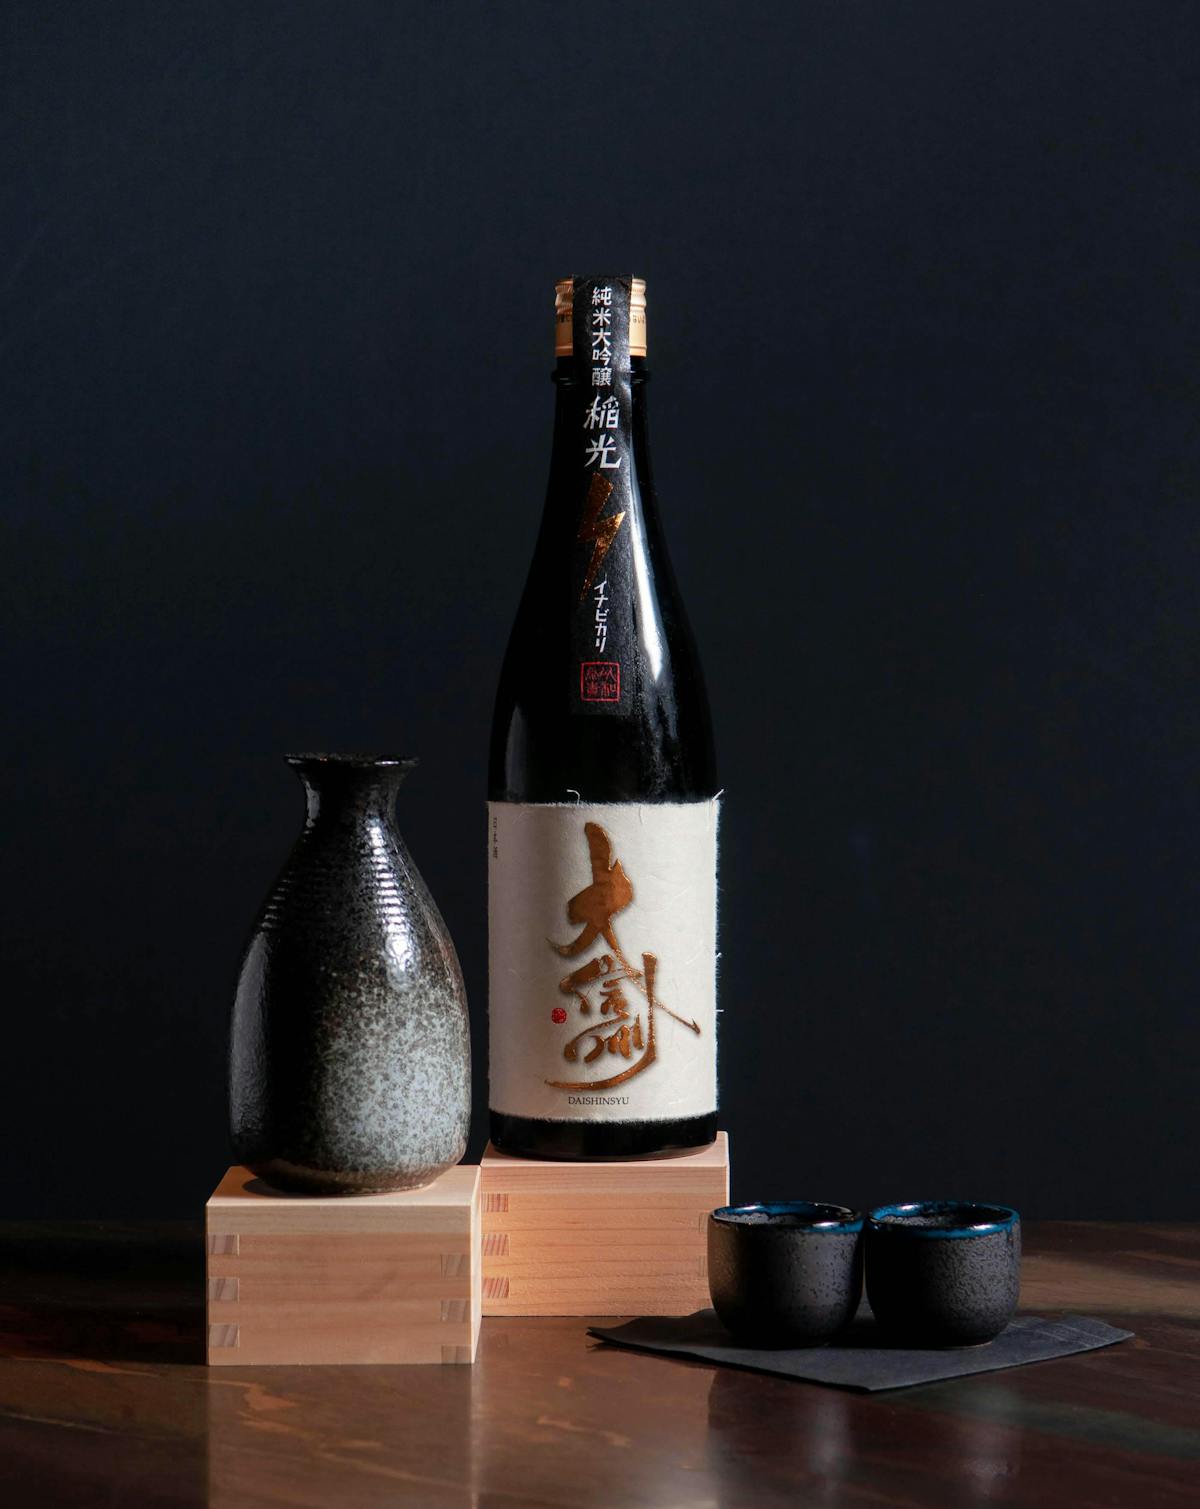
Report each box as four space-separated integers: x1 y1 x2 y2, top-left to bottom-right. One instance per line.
284 752 419 770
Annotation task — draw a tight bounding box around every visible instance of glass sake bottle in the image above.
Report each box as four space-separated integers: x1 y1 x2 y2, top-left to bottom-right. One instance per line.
488 275 719 1159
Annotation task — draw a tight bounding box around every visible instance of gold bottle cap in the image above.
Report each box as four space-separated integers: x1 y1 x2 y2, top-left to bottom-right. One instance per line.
555 277 647 358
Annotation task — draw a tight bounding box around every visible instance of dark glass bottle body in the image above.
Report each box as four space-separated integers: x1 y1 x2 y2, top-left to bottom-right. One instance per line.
488 355 718 1159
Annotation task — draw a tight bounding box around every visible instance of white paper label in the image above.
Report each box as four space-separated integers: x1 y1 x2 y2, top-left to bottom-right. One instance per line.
488 799 719 1122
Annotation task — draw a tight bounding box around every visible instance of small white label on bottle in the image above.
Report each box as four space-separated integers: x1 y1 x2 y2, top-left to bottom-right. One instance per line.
488 799 719 1122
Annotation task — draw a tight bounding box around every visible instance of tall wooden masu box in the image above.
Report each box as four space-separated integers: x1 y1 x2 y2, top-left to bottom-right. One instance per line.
206 1165 481 1365
480 1132 729 1316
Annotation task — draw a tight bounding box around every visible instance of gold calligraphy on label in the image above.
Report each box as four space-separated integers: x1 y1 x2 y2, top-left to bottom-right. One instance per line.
545 822 701 1092
577 473 624 601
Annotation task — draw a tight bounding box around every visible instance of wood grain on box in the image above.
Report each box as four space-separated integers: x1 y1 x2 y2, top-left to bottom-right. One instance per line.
480 1132 729 1316
204 1164 481 1365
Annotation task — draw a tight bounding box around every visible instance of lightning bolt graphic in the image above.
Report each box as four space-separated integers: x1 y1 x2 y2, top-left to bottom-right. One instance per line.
578 472 625 601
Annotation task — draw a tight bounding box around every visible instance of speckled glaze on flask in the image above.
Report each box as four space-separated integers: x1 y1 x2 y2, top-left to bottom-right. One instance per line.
229 754 470 1195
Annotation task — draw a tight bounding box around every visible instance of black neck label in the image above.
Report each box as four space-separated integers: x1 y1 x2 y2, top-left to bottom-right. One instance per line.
570 276 635 715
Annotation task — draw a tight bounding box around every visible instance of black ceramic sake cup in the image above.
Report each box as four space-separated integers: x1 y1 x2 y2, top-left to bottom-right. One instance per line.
708 1202 864 1346
866 1201 1021 1346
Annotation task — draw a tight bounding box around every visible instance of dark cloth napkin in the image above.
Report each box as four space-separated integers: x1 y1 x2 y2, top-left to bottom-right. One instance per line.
589 1309 1133 1392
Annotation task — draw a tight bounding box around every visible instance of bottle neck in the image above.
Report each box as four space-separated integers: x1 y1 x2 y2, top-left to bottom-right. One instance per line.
547 356 653 508
532 356 661 717
488 284 716 796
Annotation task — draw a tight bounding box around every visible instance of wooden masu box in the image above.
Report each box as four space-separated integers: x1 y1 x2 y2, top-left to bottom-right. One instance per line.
205 1164 481 1365
480 1132 730 1316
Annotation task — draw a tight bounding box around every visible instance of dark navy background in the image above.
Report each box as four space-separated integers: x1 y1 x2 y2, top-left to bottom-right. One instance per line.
4 3 1197 1217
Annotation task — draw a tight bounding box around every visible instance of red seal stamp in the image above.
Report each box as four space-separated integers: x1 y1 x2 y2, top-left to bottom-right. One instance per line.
580 661 620 703
551 1006 567 1024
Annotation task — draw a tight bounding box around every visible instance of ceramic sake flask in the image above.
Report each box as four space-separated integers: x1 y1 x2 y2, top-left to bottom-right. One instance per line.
229 754 470 1194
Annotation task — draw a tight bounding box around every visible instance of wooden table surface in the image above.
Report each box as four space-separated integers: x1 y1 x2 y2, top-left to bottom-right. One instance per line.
0 1221 1196 1507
